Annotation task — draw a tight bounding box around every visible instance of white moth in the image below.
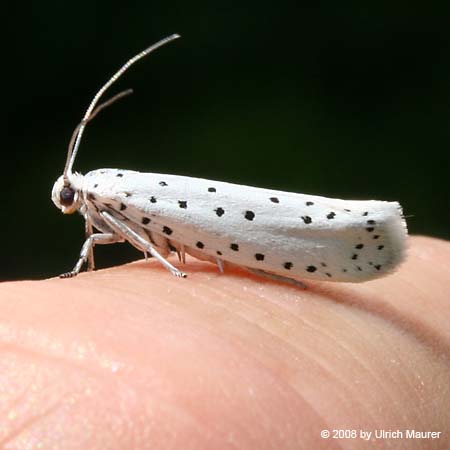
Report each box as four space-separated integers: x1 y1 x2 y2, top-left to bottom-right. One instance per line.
52 34 408 285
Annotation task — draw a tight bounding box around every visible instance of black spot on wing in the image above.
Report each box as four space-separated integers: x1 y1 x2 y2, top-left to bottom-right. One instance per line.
163 226 173 235
245 211 255 221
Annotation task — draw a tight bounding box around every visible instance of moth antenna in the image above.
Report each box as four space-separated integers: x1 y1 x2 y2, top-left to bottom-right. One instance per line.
65 89 133 174
86 89 134 123
63 33 181 178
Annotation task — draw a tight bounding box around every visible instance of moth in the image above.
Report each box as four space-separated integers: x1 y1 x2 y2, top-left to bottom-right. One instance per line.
52 34 408 285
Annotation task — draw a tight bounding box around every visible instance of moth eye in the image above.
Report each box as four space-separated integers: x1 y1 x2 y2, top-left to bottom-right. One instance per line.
60 186 76 206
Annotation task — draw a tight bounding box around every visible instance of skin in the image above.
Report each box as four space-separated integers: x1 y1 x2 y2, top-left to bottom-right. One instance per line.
0 236 449 449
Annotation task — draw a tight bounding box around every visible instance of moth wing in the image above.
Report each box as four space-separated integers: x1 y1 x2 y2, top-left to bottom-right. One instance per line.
83 169 407 282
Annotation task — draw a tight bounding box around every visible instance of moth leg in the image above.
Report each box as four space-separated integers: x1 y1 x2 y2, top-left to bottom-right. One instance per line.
100 211 187 278
247 268 307 289
85 218 95 271
60 233 123 278
217 258 225 274
175 244 186 264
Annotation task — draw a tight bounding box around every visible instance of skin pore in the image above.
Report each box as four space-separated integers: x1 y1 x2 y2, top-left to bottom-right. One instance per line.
0 236 449 449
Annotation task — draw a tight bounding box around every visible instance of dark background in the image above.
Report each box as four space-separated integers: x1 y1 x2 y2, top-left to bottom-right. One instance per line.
3 3 450 281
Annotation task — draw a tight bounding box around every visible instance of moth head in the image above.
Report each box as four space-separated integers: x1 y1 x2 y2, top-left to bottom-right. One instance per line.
51 175 82 214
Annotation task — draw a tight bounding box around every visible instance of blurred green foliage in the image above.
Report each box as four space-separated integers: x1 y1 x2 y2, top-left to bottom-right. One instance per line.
3 3 450 280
